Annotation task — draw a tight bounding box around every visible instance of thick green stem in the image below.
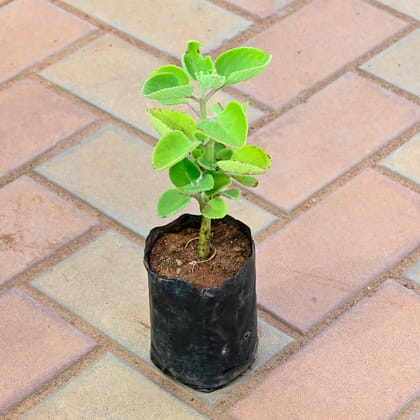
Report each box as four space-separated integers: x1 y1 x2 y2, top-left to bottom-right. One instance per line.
198 215 211 260
197 94 213 260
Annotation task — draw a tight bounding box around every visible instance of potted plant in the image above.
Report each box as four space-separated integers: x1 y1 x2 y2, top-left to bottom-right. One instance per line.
142 40 271 392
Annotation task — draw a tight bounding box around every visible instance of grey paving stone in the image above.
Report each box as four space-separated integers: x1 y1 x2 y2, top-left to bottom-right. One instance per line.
22 353 206 419
361 29 420 98
380 132 420 186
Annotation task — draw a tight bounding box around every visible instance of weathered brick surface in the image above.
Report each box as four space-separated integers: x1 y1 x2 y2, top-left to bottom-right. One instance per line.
361 30 420 98
61 0 250 57
256 170 420 332
0 0 95 82
22 353 205 419
236 0 406 108
250 73 420 211
0 176 97 285
230 281 420 419
0 289 96 413
0 80 96 178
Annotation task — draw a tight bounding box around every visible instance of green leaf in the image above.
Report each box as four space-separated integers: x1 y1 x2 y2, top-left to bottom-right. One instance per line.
217 160 266 174
152 131 199 169
142 65 193 105
197 72 225 90
202 197 227 219
210 102 223 116
182 40 214 80
150 65 190 84
215 47 271 86
197 101 247 148
192 148 202 159
169 158 200 187
233 174 258 187
231 145 271 171
181 174 214 194
157 189 190 217
216 148 233 160
147 108 196 139
194 131 208 143
205 171 231 195
197 156 216 170
221 188 241 200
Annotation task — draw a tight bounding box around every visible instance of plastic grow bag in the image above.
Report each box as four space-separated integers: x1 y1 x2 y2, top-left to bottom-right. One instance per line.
144 214 258 392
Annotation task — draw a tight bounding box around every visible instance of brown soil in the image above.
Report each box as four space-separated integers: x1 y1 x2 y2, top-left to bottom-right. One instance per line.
149 220 252 289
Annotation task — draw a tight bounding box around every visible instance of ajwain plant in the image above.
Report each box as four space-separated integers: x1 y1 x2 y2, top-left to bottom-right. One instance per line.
142 40 272 260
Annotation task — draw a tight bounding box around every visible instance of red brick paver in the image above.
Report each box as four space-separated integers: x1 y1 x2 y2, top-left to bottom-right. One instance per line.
256 170 420 332
251 73 420 211
230 280 420 419
0 0 96 83
0 289 96 413
0 80 96 178
0 176 97 285
237 0 407 108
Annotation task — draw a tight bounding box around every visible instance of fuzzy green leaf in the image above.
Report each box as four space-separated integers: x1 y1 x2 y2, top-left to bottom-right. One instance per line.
182 40 214 81
221 188 241 200
194 131 208 143
197 72 225 90
152 131 199 169
181 174 214 194
217 160 266 174
233 174 258 187
231 145 271 171
147 108 196 139
202 197 227 219
197 156 216 170
157 189 190 217
215 47 271 86
205 171 231 195
150 65 190 84
169 158 200 187
197 101 247 148
216 148 233 160
142 65 193 105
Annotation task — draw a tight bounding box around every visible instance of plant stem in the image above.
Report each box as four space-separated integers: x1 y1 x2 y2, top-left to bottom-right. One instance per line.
198 215 211 260
197 94 213 260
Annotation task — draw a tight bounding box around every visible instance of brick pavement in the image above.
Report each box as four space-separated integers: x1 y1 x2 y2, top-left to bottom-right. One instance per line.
0 0 419 418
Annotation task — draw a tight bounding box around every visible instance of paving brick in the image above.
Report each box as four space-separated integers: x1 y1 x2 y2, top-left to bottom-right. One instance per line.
256 170 420 332
404 260 420 286
225 0 295 18
61 0 249 57
181 319 293 405
380 132 420 186
0 0 95 83
377 0 420 20
0 176 97 285
230 280 420 419
32 231 151 362
36 124 276 237
236 0 406 109
40 34 262 137
0 80 96 179
22 353 205 419
361 29 420 98
250 73 420 211
0 289 96 413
